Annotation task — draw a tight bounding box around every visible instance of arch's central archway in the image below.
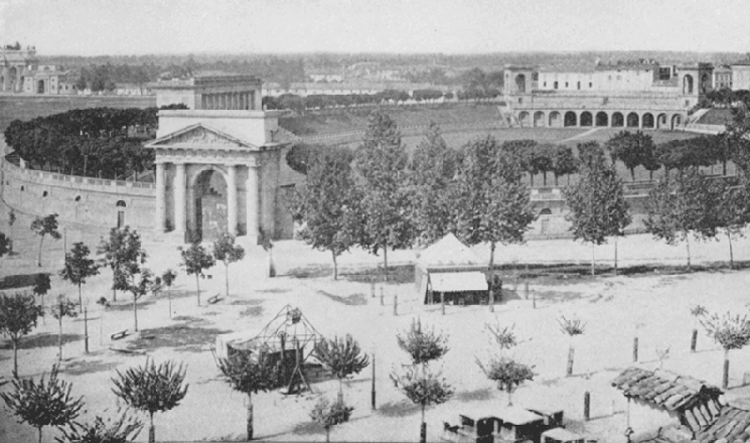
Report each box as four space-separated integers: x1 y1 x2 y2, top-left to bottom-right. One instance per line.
191 169 228 242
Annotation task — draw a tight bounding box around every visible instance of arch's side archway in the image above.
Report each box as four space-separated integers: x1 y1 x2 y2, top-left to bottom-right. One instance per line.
533 111 545 127
549 111 562 127
642 113 655 129
37 80 45 94
595 112 609 127
612 112 624 127
516 74 526 93
683 75 694 94
116 200 127 228
564 111 577 127
580 112 593 127
626 113 639 128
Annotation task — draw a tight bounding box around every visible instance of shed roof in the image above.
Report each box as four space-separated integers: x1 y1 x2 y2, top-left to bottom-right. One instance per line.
694 404 750 442
417 233 484 269
611 367 722 412
495 406 545 425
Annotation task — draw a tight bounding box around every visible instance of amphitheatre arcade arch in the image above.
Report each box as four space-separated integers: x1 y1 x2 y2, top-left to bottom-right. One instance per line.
642 113 655 129
548 111 562 127
564 111 577 127
580 112 593 127
533 111 545 127
595 112 608 127
518 111 530 126
671 114 682 130
612 112 624 127
657 113 667 129
626 113 639 128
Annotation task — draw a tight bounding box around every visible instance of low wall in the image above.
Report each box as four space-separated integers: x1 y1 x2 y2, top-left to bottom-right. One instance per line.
2 160 156 232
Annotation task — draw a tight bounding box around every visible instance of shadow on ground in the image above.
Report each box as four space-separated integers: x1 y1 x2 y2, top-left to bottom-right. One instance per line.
288 264 416 285
316 290 367 306
2 332 80 350
129 320 230 353
377 400 421 417
62 359 120 376
455 387 494 403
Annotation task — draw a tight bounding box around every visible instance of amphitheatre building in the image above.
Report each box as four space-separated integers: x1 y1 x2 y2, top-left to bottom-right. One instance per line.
501 61 713 130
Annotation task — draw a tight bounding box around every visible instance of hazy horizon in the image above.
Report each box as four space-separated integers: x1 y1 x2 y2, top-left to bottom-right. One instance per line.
2 0 749 57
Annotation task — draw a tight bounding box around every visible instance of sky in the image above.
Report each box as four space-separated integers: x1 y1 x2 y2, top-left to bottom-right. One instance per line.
1 0 749 56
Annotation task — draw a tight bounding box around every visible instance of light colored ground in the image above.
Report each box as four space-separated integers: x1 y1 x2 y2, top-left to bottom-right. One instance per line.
2 204 750 442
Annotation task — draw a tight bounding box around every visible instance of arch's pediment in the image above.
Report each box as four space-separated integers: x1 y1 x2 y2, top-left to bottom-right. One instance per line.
146 124 259 150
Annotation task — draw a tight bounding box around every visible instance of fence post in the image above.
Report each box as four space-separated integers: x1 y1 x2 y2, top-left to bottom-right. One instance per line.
380 287 384 306
371 353 376 410
691 329 698 352
393 295 398 316
441 292 445 316
83 307 89 354
584 391 591 421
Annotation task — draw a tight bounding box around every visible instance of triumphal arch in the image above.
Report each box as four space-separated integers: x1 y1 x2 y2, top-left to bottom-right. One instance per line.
145 74 287 243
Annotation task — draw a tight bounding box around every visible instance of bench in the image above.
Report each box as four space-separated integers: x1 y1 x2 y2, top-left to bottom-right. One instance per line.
110 329 128 341
208 294 222 304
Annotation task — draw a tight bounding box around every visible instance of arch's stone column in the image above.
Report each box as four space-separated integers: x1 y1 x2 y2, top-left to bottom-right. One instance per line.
155 162 166 232
174 163 186 235
227 165 237 235
246 164 259 242
1 67 7 91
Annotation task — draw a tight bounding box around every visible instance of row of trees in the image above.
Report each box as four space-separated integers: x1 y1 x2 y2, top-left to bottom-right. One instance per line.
262 88 453 113
3 105 186 178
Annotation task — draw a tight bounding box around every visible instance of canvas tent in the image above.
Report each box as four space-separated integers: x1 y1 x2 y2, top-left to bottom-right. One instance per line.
415 233 489 305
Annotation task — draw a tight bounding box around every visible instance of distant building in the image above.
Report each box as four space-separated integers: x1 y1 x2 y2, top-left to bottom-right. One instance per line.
1 44 36 93
23 65 77 95
713 65 733 90
149 73 263 110
502 60 713 130
730 62 750 91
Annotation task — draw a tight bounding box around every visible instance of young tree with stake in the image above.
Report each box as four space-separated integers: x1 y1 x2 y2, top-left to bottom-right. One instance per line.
0 292 44 377
179 242 215 306
477 357 535 407
112 359 189 443
1 364 84 443
558 315 586 377
33 273 51 324
51 295 77 362
8 208 16 253
213 233 245 297
122 268 154 332
391 319 453 443
310 396 354 443
98 226 147 302
60 242 99 313
218 351 280 441
701 311 750 389
162 269 177 319
30 213 62 267
314 334 370 402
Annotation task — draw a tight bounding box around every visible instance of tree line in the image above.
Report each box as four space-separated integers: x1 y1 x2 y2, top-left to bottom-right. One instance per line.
3 105 185 178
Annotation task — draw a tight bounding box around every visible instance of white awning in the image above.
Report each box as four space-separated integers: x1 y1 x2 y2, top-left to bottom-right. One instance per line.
430 272 487 293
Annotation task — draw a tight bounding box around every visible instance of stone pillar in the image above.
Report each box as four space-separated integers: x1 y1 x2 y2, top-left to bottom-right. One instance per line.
155 162 167 232
246 164 259 241
16 67 22 92
227 165 237 235
174 163 186 235
1 67 7 91
239 93 244 110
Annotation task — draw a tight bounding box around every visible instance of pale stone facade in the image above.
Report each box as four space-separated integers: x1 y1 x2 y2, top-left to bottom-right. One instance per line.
145 74 286 244
1 45 36 93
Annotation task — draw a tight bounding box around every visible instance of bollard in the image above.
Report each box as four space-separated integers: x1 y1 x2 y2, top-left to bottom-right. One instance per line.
371 353 376 410
723 359 730 390
584 391 591 421
380 287 384 306
633 337 639 363
567 347 574 376
441 292 445 316
393 295 398 316
691 329 698 352
524 281 529 300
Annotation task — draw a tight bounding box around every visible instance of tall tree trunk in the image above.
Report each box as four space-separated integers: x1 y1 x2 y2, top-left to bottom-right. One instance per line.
543 172 547 186
685 236 691 270
338 378 344 403
38 427 42 443
58 312 63 361
37 236 44 267
78 283 83 313
630 168 635 181
614 237 618 276
326 427 330 443
723 160 727 176
507 385 513 406
420 406 426 443
133 292 138 332
225 263 230 297
529 173 534 187
196 274 201 306
488 242 496 313
727 231 734 269
332 251 338 280
554 174 559 187
246 393 254 441
12 339 18 378
383 244 388 283
149 412 155 443
591 243 595 276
